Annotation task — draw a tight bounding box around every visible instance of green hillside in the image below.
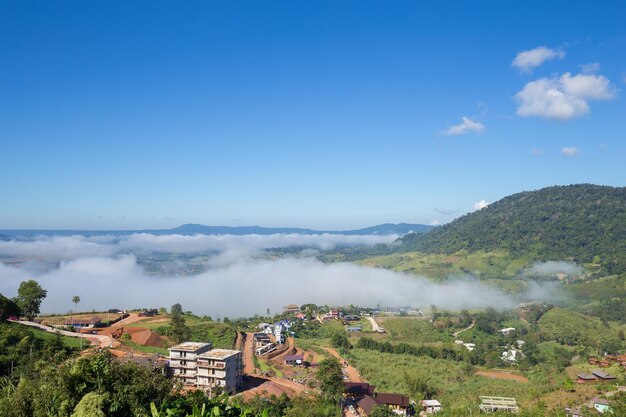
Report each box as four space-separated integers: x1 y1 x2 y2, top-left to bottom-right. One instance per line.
400 184 626 274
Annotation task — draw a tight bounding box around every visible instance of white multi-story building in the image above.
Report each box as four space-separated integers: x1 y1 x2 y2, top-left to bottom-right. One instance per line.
196 349 243 394
168 343 242 394
168 342 212 385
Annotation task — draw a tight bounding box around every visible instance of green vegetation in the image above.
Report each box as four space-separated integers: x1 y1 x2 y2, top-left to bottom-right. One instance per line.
0 322 78 375
169 303 191 343
400 184 626 274
15 280 47 321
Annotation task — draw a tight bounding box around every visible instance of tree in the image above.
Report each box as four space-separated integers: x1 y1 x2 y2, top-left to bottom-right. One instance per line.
169 303 190 343
370 405 395 417
71 295 81 327
14 280 47 321
71 392 108 417
330 333 351 350
0 292 20 322
316 357 344 403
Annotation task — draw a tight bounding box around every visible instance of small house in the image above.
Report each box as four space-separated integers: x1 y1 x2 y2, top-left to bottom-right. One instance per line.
576 373 597 384
592 397 611 414
499 327 515 336
343 382 376 398
374 392 410 416
357 396 379 416
420 399 442 414
592 370 616 381
284 355 304 366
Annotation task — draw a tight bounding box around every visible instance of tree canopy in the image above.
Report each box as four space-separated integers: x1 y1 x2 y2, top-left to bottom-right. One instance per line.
14 280 47 321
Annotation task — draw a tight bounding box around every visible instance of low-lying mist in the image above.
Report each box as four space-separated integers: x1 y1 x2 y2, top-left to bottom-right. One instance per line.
0 233 563 317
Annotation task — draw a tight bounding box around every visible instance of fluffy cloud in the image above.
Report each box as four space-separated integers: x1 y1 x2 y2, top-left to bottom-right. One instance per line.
429 220 442 226
561 147 580 157
473 200 489 211
515 72 616 120
512 46 565 72
0 254 521 317
443 117 485 136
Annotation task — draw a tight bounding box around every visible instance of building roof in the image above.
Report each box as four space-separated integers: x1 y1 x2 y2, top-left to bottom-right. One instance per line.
357 395 379 415
592 370 616 379
576 373 596 380
375 392 410 407
592 397 610 406
421 400 442 407
169 342 211 352
199 348 240 360
344 382 376 396
284 355 304 361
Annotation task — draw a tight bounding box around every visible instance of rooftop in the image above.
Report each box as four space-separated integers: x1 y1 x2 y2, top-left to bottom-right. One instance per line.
199 349 240 360
421 400 442 407
169 342 211 352
375 392 410 407
592 370 616 379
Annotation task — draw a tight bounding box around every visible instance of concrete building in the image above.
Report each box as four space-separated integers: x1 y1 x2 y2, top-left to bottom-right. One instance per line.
168 343 242 394
168 342 213 385
196 349 243 394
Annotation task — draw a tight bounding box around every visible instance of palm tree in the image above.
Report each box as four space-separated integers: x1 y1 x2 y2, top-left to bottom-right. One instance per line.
72 296 80 325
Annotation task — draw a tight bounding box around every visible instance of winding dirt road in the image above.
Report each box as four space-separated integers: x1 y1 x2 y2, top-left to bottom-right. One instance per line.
322 347 362 382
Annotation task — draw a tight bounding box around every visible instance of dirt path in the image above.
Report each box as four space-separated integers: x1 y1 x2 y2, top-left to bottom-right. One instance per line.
367 316 381 332
453 320 475 337
242 332 256 375
475 370 528 383
269 337 296 363
13 319 114 349
111 313 143 328
323 347 362 382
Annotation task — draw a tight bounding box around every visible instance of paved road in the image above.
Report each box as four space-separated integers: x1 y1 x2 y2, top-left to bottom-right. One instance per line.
11 319 113 349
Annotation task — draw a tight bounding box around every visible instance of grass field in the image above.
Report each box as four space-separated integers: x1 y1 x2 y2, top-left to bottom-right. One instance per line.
357 250 528 281
345 349 562 411
120 339 169 355
28 325 84 349
128 315 237 349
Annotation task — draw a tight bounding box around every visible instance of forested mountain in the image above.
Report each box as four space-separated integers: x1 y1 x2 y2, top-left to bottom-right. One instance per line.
400 184 626 273
0 223 432 238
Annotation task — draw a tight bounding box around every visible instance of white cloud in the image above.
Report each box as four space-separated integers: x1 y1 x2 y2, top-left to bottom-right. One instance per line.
0 255 519 317
561 147 580 157
531 147 543 156
512 46 565 72
473 200 489 211
429 220 441 226
443 117 485 136
580 62 600 74
515 72 616 120
0 233 397 261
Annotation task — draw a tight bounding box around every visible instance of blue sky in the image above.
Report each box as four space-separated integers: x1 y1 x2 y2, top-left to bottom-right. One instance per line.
1 1 625 230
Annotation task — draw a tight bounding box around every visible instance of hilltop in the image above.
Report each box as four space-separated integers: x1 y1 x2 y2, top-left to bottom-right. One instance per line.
399 184 626 274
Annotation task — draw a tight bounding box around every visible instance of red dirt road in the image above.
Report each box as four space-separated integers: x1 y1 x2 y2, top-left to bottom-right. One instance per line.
322 347 362 382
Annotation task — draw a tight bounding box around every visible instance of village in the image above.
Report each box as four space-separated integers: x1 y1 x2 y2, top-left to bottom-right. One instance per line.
9 300 625 417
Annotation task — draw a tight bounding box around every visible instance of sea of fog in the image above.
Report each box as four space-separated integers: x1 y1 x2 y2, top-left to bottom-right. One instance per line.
0 233 571 317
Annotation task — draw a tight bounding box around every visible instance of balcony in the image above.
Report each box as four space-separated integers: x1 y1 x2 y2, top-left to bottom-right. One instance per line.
197 360 225 369
171 361 197 369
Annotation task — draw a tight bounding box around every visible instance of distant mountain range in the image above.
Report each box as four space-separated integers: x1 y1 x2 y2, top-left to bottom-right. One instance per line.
0 222 433 238
400 184 626 274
